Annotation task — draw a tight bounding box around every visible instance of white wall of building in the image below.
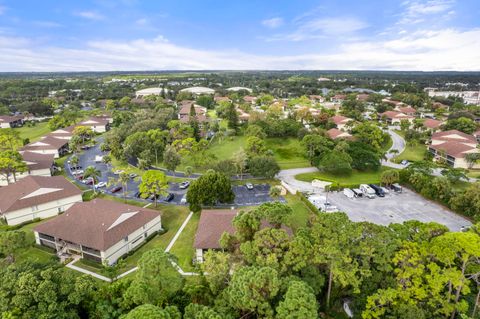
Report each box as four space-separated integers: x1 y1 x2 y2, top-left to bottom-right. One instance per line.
2 194 83 225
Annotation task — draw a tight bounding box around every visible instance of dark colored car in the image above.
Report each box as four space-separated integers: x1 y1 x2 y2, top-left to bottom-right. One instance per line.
165 193 175 202
134 191 142 198
368 184 385 197
70 165 82 170
110 186 122 193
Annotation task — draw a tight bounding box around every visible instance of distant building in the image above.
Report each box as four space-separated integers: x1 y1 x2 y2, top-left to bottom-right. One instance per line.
135 87 170 98
180 87 215 96
0 115 23 128
327 128 353 140
395 106 417 116
34 199 162 265
330 115 352 130
178 101 208 124
226 87 252 93
422 119 443 131
331 94 347 103
380 111 414 125
21 135 70 158
0 176 82 225
78 116 111 133
243 96 257 104
0 151 55 186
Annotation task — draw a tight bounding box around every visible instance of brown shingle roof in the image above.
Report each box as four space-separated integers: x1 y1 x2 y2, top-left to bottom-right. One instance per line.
21 151 55 171
0 176 81 214
22 135 69 151
0 115 23 123
430 141 478 158
194 209 292 249
78 117 110 127
432 130 477 144
34 199 160 251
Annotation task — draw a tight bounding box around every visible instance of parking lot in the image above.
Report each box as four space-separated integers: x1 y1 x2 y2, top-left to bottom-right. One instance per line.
326 188 471 231
65 138 279 207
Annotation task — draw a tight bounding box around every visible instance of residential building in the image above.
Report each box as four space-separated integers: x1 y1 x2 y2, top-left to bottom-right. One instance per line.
48 125 76 140
356 94 370 102
380 111 414 125
243 96 257 104
428 130 479 169
331 94 346 103
422 119 443 131
178 102 208 124
0 115 23 128
327 128 353 140
180 86 215 96
194 209 291 263
21 135 70 158
214 96 231 103
0 176 82 225
227 87 252 93
34 199 162 265
330 115 352 130
0 152 55 186
135 87 170 98
395 106 417 116
78 116 111 133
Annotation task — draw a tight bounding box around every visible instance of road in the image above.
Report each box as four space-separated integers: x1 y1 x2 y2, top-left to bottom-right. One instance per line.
381 128 408 169
277 167 322 193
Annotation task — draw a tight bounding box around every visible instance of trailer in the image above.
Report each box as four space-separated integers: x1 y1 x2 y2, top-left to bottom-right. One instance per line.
360 184 376 199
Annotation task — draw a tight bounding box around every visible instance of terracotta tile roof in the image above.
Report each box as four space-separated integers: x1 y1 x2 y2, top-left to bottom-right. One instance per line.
423 119 443 129
21 151 55 171
380 111 413 119
397 106 417 114
356 94 370 101
178 104 207 116
194 209 292 249
331 115 351 125
432 130 477 144
0 176 81 214
430 141 478 158
327 128 353 140
243 96 257 103
34 199 160 251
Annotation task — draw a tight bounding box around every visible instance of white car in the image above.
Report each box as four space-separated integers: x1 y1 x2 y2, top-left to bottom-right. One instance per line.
95 182 107 188
179 181 190 189
180 194 188 204
129 173 138 178
72 170 84 175
113 170 124 175
246 183 254 190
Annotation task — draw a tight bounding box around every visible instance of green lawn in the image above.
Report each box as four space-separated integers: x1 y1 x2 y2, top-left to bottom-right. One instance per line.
169 212 200 272
13 220 57 265
15 122 51 142
295 167 394 185
265 138 310 169
284 194 316 230
392 130 426 163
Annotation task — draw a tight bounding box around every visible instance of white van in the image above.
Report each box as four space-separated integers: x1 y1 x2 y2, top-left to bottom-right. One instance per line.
360 184 376 199
343 188 355 199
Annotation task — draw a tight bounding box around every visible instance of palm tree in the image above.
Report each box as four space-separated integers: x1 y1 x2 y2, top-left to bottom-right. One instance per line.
102 155 112 170
83 166 102 194
70 155 79 168
118 172 130 203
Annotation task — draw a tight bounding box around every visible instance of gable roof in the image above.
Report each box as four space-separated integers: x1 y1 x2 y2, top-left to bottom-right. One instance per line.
380 111 414 119
0 115 23 123
430 141 479 158
21 135 69 151
34 199 160 251
331 115 351 125
78 117 110 127
423 119 443 129
431 130 477 144
194 209 292 249
0 176 81 214
327 128 353 140
397 106 417 114
21 151 55 171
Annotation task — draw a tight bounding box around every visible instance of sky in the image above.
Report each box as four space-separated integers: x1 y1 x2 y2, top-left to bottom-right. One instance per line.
0 0 479 71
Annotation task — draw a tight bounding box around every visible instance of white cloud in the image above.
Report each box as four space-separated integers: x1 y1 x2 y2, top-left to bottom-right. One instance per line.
266 16 368 41
399 0 455 24
0 5 6 15
135 18 148 26
262 17 284 28
74 11 105 21
0 28 479 72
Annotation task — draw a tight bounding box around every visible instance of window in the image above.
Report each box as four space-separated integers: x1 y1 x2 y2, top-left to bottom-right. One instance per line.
123 236 128 242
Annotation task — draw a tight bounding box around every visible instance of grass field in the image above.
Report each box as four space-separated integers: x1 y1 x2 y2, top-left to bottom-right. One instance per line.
295 167 395 185
284 194 316 230
169 212 199 272
15 122 51 142
393 130 426 163
13 220 56 265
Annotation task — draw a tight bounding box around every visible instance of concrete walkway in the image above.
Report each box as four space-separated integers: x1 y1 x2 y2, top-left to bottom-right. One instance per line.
277 167 321 193
66 259 112 282
165 212 193 252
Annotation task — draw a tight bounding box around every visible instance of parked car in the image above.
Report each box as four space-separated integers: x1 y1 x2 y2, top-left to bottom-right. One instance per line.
113 170 124 175
246 183 254 190
352 189 363 197
95 182 107 188
369 184 385 197
180 194 187 204
129 173 138 179
70 165 82 170
72 170 84 175
134 191 142 198
110 186 122 193
321 202 338 213
390 183 403 193
179 181 190 189
80 145 91 150
83 178 94 185
94 155 104 163
401 160 409 166
380 186 390 194
149 194 160 201
343 188 355 199
164 193 175 202
360 184 376 199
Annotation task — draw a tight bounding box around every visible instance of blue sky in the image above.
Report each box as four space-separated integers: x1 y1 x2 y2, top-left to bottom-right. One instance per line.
0 0 479 71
